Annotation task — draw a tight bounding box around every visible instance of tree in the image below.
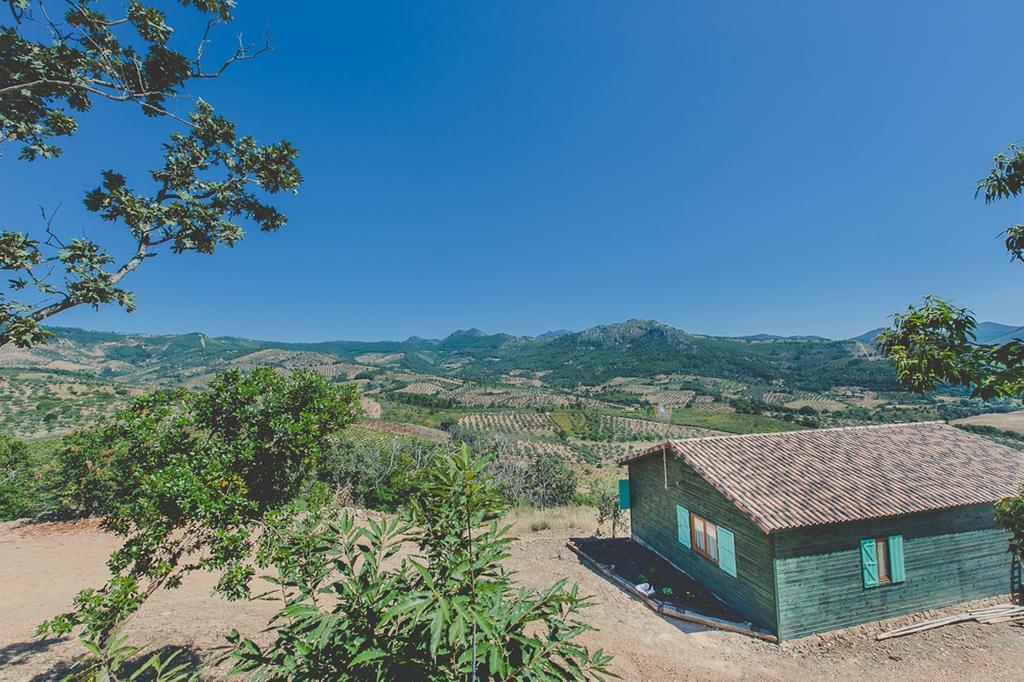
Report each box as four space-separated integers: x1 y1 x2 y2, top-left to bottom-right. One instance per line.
878 141 1024 583
526 452 578 509
40 369 360 652
318 436 441 511
226 445 614 681
0 432 32 519
594 483 624 539
1 1 301 348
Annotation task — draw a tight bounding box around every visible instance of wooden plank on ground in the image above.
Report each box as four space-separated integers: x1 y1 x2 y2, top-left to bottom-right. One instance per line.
876 604 1024 640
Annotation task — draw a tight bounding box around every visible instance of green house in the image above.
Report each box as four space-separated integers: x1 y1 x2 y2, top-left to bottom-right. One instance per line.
617 422 1023 641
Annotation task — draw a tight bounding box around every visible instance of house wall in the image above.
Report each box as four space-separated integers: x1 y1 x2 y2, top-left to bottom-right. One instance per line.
774 503 1014 641
627 451 777 631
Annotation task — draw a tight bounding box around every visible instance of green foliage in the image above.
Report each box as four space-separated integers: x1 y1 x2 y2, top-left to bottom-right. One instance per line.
995 482 1024 560
880 296 1024 401
955 423 1024 447
668 407 802 434
60 629 201 682
594 484 624 539
40 368 359 647
523 452 579 509
385 389 458 409
881 138 1024 574
0 434 70 520
225 446 614 680
475 442 579 509
318 436 440 511
1 2 300 348
878 140 1024 400
0 432 33 519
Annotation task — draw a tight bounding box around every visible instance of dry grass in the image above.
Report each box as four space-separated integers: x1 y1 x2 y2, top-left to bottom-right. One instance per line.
506 505 605 537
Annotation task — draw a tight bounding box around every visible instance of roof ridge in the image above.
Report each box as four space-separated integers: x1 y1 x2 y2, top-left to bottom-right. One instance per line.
668 420 947 446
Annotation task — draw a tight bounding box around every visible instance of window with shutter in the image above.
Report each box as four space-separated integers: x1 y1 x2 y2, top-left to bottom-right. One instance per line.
618 479 630 510
888 535 906 584
876 538 891 583
689 512 719 566
676 506 691 548
717 527 737 577
860 537 879 588
861 535 905 588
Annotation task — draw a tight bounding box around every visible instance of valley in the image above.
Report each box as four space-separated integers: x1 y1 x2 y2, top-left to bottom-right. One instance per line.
2 319 1020 462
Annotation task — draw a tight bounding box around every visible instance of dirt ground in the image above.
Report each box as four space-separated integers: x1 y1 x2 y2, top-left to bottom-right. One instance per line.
954 410 1024 435
1 513 1022 681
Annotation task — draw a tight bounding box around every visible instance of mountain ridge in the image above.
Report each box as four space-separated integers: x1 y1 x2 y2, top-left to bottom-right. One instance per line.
5 318 916 392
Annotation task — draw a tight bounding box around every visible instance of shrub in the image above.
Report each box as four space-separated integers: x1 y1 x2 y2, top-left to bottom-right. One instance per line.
995 481 1024 579
0 433 32 520
594 483 625 538
486 450 578 509
318 438 440 511
41 369 360 649
0 435 63 521
225 446 614 680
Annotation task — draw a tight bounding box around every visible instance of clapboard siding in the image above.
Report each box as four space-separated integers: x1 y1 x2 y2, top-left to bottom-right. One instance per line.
774 504 1013 640
628 451 777 631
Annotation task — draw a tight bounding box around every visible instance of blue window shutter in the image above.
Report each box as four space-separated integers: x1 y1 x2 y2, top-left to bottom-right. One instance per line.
860 538 879 588
618 479 630 510
676 506 691 548
718 526 737 577
888 535 905 583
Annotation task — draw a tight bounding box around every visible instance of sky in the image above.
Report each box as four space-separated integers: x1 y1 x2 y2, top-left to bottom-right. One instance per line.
4 1 1024 342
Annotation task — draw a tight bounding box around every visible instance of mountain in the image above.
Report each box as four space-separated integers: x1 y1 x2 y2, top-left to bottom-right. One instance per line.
8 319 899 392
536 329 572 340
975 322 1024 345
739 333 831 342
852 321 1023 346
851 327 884 344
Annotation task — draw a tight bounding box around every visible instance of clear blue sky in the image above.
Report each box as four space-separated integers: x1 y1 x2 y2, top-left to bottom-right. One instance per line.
5 1 1023 341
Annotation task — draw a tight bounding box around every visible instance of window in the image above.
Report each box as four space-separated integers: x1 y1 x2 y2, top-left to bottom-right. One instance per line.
690 512 718 565
875 538 890 584
860 534 905 588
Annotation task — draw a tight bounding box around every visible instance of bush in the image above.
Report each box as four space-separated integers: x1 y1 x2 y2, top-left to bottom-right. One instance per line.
41 369 360 648
0 433 32 520
0 435 63 521
487 451 578 509
995 482 1024 575
594 483 625 538
318 438 440 511
225 446 614 680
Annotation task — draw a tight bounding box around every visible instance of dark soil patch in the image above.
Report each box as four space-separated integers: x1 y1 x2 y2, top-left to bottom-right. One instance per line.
10 517 100 539
571 536 743 622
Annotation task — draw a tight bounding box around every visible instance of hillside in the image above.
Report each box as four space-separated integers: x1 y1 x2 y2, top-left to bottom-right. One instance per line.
3 319 899 390
1 319 1019 457
853 321 1023 346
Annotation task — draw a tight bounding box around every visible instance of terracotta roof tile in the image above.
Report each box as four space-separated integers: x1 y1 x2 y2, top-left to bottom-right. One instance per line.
617 422 1024 532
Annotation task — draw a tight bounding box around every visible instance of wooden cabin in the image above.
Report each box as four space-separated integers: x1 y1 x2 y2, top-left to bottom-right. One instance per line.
617 422 1023 641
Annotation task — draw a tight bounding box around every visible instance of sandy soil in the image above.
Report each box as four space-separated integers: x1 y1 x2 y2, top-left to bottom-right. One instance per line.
1 516 1021 681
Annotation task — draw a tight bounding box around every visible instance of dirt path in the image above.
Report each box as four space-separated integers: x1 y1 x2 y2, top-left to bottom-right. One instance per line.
1 517 1021 681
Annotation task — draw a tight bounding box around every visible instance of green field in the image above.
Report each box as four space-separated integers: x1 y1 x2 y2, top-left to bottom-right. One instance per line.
667 408 803 434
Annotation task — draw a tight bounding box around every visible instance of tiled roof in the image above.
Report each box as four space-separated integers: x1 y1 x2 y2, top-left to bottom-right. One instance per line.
618 422 1024 532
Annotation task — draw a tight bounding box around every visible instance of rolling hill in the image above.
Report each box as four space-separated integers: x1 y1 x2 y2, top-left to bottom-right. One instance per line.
0 319 904 391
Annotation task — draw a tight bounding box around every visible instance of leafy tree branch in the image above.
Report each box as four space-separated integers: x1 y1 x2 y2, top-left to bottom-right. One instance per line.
1 1 301 348
879 141 1024 584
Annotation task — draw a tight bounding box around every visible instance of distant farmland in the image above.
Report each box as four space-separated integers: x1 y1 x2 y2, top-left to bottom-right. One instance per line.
953 410 1024 435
